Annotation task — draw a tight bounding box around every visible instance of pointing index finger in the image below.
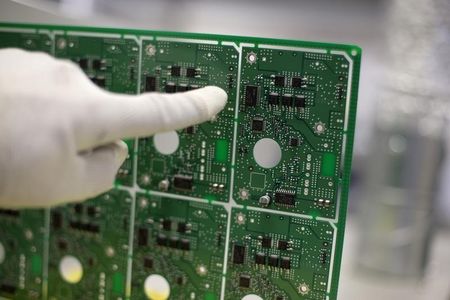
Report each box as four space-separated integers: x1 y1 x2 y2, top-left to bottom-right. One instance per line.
73 86 228 151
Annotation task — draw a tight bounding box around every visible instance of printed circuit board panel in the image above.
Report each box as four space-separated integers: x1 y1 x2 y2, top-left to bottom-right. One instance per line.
0 23 360 300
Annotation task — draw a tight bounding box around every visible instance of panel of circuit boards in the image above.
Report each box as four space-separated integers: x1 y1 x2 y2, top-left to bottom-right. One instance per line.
0 23 360 300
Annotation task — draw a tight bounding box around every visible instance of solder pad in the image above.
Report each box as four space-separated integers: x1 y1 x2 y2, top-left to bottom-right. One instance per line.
0 23 360 300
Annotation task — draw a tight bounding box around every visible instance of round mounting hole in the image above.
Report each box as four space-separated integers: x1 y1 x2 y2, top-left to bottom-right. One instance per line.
0 242 5 264
153 131 179 155
253 138 282 168
144 274 170 300
59 255 83 284
242 295 263 300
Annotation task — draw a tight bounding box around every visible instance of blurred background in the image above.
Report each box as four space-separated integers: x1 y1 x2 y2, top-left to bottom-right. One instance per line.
1 0 449 299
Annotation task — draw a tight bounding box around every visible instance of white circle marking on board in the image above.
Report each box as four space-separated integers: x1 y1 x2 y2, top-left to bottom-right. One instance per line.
153 131 179 155
253 138 282 168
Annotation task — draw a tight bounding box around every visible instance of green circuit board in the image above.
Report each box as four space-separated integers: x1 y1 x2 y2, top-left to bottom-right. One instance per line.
0 23 361 300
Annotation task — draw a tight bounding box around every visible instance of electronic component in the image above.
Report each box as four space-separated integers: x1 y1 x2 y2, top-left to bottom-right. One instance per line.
171 65 181 76
274 75 285 87
274 190 296 206
291 76 303 88
239 275 251 288
145 76 157 91
281 94 293 107
173 175 193 191
268 92 279 105
251 118 264 132
294 95 306 108
245 85 258 106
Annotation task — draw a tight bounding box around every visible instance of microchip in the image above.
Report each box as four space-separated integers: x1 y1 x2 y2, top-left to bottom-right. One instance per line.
144 257 153 269
232 244 246 264
268 255 279 267
57 239 68 251
177 84 189 92
0 209 20 217
169 236 179 249
280 256 291 269
176 276 184 285
186 67 197 77
291 76 303 88
262 236 272 248
137 227 148 246
86 223 100 233
87 206 97 217
156 233 168 246
268 92 279 105
0 284 16 294
251 119 264 132
145 76 156 92
177 222 188 233
162 219 172 231
274 75 285 87
165 82 176 93
92 59 102 70
51 212 63 229
185 126 195 134
173 175 193 191
282 94 293 106
245 85 258 106
274 190 296 206
255 252 266 265
93 77 106 88
239 275 251 288
171 65 181 77
294 95 306 108
74 204 83 214
278 240 289 250
78 58 88 69
179 238 190 251
276 296 285 300
289 138 299 147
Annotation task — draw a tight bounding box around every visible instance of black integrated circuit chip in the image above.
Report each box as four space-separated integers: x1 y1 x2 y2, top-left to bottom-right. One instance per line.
177 84 189 92
268 254 279 267
278 240 289 250
282 94 293 107
239 275 251 288
144 257 153 268
78 58 88 69
145 76 156 92
294 95 306 108
268 92 279 105
232 244 246 264
251 119 264 132
255 252 266 265
173 175 193 191
138 227 148 246
274 190 296 206
280 256 291 269
274 75 285 87
162 219 172 231
186 67 197 77
165 82 176 93
245 85 258 106
262 236 272 248
156 233 168 246
171 65 181 77
291 76 303 88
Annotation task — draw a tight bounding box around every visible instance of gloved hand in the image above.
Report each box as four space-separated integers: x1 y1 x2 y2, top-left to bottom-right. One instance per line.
0 49 227 208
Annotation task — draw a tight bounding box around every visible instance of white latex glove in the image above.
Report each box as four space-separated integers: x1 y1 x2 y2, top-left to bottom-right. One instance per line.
0 49 227 208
